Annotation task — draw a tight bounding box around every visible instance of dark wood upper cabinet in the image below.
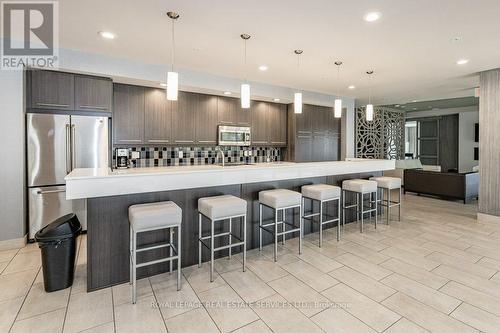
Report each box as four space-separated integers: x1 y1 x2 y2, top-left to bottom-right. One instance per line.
296 104 313 134
251 101 269 144
217 96 251 126
195 94 219 144
113 84 145 144
144 88 171 144
171 91 197 144
217 96 238 125
268 103 287 146
31 70 75 110
74 75 112 112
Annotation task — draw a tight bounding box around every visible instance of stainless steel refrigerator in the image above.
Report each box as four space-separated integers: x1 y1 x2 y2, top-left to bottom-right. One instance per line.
27 113 109 239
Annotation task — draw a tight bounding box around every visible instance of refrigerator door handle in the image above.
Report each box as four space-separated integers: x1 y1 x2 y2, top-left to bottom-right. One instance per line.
71 124 76 171
37 189 66 194
65 124 71 174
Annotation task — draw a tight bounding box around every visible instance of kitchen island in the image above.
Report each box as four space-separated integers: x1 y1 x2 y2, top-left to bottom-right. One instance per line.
66 159 394 291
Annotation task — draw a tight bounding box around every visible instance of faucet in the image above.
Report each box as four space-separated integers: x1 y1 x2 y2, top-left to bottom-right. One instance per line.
215 147 225 167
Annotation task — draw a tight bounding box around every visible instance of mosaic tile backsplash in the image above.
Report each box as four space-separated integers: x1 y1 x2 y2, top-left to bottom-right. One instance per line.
114 146 283 167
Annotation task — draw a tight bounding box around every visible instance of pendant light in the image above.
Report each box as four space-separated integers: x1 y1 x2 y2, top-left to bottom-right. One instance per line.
294 50 303 114
366 70 374 121
240 34 251 109
334 61 343 118
166 11 179 101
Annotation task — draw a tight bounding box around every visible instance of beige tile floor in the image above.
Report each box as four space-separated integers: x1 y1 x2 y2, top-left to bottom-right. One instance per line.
2 194 500 332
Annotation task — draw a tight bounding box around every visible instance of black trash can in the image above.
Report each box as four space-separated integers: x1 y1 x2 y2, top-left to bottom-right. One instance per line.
35 213 82 292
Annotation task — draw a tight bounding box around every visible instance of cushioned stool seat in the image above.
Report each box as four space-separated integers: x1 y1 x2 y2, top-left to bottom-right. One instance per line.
369 176 401 189
129 201 182 231
342 179 378 193
259 189 302 209
302 184 341 201
198 195 247 220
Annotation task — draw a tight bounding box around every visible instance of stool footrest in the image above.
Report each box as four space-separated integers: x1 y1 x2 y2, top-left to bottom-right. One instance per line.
136 255 179 268
261 220 295 229
136 242 172 253
198 233 244 251
260 224 300 236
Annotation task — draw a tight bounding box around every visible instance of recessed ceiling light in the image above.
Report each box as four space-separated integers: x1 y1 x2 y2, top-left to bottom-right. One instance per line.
273 98 280 102
223 91 231 95
456 59 469 65
364 12 381 22
159 83 167 87
450 36 462 43
258 65 268 71
412 100 418 102
98 31 115 39
348 85 356 89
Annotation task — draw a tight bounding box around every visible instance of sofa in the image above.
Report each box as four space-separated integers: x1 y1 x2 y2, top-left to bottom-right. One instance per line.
404 169 479 204
383 159 441 185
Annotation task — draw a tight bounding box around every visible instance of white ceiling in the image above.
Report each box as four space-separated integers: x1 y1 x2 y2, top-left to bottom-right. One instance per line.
59 0 500 105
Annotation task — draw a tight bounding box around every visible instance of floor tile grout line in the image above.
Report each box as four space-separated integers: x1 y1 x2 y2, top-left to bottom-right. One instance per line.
8 266 41 333
61 234 82 333
180 268 223 333
147 277 169 333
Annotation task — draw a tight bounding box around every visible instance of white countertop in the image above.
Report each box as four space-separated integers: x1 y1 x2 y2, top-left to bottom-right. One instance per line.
65 159 395 199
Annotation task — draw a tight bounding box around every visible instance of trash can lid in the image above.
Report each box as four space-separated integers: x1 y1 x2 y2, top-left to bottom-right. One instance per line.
35 213 82 242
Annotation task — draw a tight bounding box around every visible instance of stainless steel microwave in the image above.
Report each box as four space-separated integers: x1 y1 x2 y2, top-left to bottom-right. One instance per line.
218 125 251 146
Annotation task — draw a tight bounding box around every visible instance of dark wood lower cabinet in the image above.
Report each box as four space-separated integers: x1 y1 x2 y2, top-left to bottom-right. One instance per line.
86 172 382 291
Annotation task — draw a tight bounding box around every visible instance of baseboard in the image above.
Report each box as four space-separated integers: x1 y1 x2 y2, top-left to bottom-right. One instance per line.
0 235 27 251
477 212 500 223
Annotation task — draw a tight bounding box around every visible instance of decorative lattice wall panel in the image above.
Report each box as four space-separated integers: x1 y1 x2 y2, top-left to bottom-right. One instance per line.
356 107 404 160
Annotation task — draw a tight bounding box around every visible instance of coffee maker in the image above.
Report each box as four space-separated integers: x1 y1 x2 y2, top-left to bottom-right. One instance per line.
115 148 130 169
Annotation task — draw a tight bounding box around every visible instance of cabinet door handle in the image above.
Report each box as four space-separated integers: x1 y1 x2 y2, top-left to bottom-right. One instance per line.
174 140 194 143
118 139 142 143
147 139 169 143
252 141 268 144
271 141 286 144
79 105 108 110
198 140 216 143
36 102 70 108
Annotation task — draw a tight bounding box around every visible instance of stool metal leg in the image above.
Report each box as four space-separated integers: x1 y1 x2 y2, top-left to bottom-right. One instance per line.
337 197 341 241
177 224 182 291
198 213 202 268
299 205 303 255
360 193 364 233
399 187 402 221
301 197 305 239
170 227 173 273
132 229 137 304
282 209 286 245
274 209 278 262
210 219 214 282
374 191 378 229
259 203 263 251
319 200 323 247
228 218 232 259
356 192 360 222
342 190 346 233
243 215 247 272
129 228 133 284
387 188 391 225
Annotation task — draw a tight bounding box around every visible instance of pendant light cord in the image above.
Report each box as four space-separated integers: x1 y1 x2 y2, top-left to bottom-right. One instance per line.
171 19 175 72
336 65 340 98
368 73 372 104
244 38 247 81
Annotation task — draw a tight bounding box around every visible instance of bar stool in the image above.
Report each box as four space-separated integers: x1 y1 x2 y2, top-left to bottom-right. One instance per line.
129 201 182 304
258 189 303 261
370 176 402 224
198 195 247 282
342 179 378 233
301 184 342 246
